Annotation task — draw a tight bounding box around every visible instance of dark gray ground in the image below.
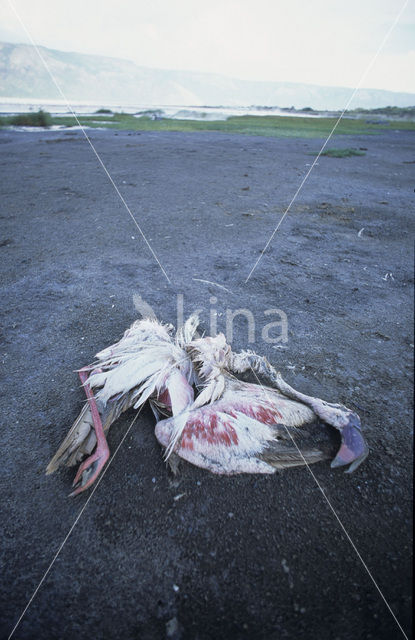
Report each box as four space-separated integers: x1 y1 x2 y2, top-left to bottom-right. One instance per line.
0 127 413 640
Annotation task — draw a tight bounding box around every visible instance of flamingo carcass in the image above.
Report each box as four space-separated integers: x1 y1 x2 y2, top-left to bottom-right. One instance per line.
46 315 368 495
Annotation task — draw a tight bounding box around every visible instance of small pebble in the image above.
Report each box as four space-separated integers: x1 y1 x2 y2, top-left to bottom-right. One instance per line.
166 616 181 639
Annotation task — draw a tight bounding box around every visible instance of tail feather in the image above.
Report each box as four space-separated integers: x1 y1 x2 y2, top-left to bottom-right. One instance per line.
46 403 95 474
46 390 136 474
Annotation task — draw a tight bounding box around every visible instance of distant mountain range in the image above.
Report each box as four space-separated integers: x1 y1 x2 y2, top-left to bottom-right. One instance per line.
1 41 414 110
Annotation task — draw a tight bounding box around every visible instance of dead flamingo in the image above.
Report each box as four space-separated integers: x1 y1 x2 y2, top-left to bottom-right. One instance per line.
47 316 368 494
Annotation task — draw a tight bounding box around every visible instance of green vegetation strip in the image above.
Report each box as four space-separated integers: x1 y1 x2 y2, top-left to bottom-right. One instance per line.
318 148 366 157
1 110 415 138
0 110 53 127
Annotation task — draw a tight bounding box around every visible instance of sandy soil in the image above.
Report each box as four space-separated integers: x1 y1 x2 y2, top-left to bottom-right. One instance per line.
0 127 413 640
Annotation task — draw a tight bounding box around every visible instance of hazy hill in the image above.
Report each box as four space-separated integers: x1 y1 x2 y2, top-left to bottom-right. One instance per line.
1 41 414 110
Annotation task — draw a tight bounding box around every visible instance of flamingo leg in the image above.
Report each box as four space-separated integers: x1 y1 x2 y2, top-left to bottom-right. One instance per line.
69 367 110 497
230 351 368 472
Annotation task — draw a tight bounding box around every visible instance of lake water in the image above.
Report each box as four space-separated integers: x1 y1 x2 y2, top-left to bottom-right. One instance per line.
0 98 322 119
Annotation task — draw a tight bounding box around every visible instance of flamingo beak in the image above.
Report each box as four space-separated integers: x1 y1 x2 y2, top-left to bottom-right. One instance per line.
331 413 369 473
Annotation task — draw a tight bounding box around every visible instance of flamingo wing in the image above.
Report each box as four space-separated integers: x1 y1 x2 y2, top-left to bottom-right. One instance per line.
155 388 336 475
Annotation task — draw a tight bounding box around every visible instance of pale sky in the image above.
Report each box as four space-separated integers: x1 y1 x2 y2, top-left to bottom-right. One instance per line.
1 0 414 92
